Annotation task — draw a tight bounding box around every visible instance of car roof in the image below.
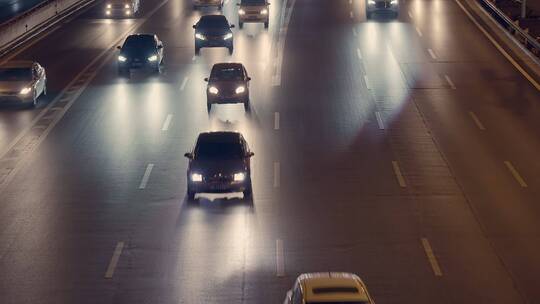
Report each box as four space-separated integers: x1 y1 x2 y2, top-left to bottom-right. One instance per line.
212 63 244 70
197 131 242 143
298 273 371 303
0 60 35 68
199 14 228 22
127 33 155 39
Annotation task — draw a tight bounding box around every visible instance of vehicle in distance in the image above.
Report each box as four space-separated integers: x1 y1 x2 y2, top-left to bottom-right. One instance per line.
284 272 375 304
0 60 46 107
184 131 254 200
193 0 223 9
193 15 235 55
205 63 251 111
237 0 270 29
365 0 399 18
117 34 164 75
105 0 140 17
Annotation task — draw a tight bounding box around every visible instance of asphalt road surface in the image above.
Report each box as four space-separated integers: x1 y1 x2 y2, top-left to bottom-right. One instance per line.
0 0 539 303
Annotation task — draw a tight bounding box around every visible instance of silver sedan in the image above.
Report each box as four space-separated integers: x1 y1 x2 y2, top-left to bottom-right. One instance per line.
0 60 47 107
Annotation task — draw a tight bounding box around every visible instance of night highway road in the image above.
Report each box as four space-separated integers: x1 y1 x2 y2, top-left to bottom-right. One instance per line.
0 0 539 303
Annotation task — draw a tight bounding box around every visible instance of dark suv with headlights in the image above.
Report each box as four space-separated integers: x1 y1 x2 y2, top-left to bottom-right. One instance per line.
193 15 235 55
185 132 254 200
205 63 251 112
117 34 164 75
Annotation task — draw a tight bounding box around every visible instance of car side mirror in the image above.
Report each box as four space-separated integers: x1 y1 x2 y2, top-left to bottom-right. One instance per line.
247 152 254 157
236 2 240 5
157 45 163 49
204 77 209 82
116 46 122 50
247 77 251 81
192 25 196 29
184 152 193 159
230 24 235 28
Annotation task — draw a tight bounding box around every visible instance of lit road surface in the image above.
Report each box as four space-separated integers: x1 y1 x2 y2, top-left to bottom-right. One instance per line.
0 0 540 303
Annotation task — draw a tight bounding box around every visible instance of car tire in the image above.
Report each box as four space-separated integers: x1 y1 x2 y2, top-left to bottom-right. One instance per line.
243 100 250 112
228 46 234 55
243 183 252 199
264 22 269 29
366 11 372 19
195 46 201 55
207 103 212 112
239 22 243 29
187 188 196 201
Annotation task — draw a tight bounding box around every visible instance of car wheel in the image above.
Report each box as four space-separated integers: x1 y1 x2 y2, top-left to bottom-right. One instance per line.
195 46 201 55
366 11 372 19
187 188 196 201
239 22 243 29
228 46 234 55
207 103 212 112
243 183 252 199
264 22 269 28
244 100 250 112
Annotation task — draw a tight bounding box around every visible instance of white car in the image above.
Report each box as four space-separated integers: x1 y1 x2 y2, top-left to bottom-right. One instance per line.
104 0 140 17
284 272 375 304
0 60 47 107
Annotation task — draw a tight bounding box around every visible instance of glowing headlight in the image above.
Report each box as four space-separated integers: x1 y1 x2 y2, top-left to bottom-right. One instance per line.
106 3 111 8
233 172 246 182
118 55 127 62
191 173 203 182
125 10 131 15
208 86 219 94
390 0 398 4
223 33 233 40
368 0 376 5
238 9 246 15
235 86 245 94
106 10 111 15
19 87 32 95
124 3 130 8
261 9 268 14
195 33 206 40
147 55 158 62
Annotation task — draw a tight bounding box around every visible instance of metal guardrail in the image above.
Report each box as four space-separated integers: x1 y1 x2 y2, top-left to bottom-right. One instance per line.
478 0 540 55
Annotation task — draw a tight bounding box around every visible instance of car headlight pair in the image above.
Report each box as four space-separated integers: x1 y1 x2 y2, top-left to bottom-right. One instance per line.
190 172 245 182
19 87 32 95
195 33 206 40
208 86 245 95
239 8 268 14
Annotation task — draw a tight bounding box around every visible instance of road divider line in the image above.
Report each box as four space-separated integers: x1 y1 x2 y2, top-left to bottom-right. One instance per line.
375 112 385 129
364 75 371 90
444 75 456 89
468 111 485 130
276 239 285 277
161 114 173 131
139 164 154 189
179 77 189 91
274 112 280 130
352 28 357 36
392 161 406 187
421 238 443 276
105 242 125 279
428 48 437 60
454 0 540 91
356 48 363 60
504 161 528 187
415 26 423 37
274 162 280 188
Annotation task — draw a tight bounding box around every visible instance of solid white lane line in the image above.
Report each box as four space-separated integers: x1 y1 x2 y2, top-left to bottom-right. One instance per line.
350 11 354 18
105 242 125 279
352 27 357 36
276 239 285 277
375 112 385 129
454 0 540 91
408 11 413 19
421 238 443 276
364 75 371 90
428 48 437 60
274 162 280 188
444 75 456 89
274 112 280 130
392 161 406 187
139 164 154 189
415 26 423 37
161 114 173 131
356 48 363 60
504 161 528 187
179 77 189 91
468 111 486 130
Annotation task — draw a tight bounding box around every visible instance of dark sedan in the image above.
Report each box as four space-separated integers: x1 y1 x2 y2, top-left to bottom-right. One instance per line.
184 132 254 200
193 15 235 55
205 63 251 112
117 34 164 75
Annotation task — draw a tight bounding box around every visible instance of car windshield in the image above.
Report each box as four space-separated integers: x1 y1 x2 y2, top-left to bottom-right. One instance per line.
0 68 32 81
195 142 243 160
123 36 155 49
241 0 266 4
199 17 229 28
211 67 243 81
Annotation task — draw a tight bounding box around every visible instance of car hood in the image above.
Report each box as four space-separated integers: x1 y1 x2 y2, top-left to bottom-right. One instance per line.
121 48 156 59
190 159 247 177
197 28 231 37
0 81 33 93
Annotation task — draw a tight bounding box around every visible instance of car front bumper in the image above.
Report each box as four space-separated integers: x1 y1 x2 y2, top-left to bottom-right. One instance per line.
207 92 248 104
196 39 232 48
0 94 33 104
239 14 269 23
193 0 221 6
118 60 159 70
188 180 250 194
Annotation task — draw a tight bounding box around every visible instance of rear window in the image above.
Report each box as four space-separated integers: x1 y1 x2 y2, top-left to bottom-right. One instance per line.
124 36 155 49
0 68 32 81
211 67 243 81
312 287 359 294
195 142 243 160
199 17 229 28
241 0 267 4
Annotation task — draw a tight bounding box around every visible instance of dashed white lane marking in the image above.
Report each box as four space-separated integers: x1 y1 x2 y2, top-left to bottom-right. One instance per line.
350 11 354 18
408 11 413 19
375 112 385 129
504 161 528 187
105 242 125 279
468 111 485 130
364 75 371 90
428 48 437 60
415 26 423 37
274 112 280 130
138 164 154 189
274 162 280 188
454 0 540 91
161 114 173 131
276 239 285 277
444 75 456 89
356 48 363 60
352 27 357 36
179 77 189 91
392 161 406 187
421 238 443 277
